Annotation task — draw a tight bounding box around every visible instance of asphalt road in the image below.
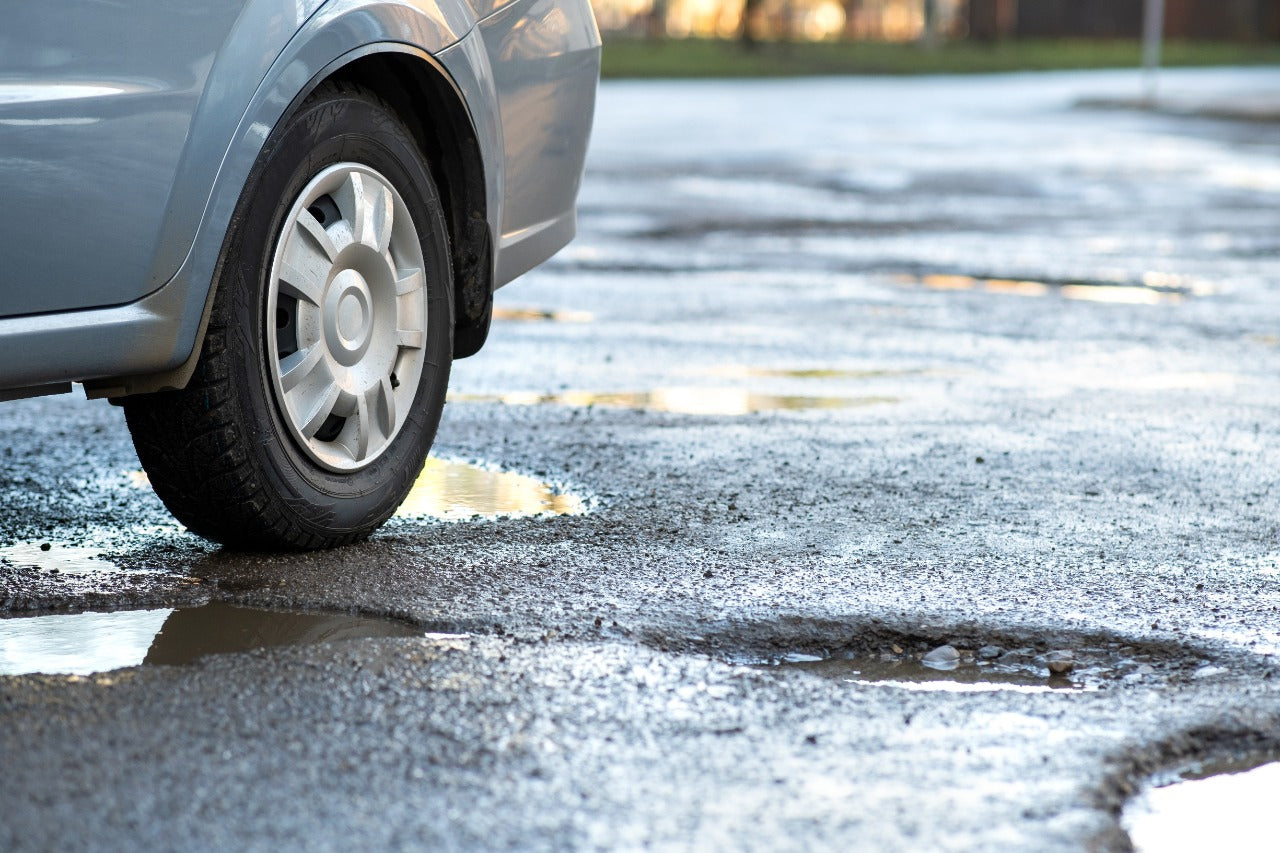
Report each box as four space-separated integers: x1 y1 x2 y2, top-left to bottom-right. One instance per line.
4 68 1280 850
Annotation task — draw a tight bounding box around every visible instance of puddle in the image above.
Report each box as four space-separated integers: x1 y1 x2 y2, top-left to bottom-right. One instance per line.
720 636 1207 694
894 273 1211 304
448 388 898 415
0 602 425 676
492 306 594 323
394 457 585 520
758 651 1094 694
0 542 126 575
127 461 584 522
1124 757 1280 852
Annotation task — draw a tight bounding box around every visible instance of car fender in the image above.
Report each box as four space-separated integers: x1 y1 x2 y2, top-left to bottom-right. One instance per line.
100 0 501 396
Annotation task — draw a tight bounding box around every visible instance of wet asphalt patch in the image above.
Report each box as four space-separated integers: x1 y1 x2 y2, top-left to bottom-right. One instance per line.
636 216 972 241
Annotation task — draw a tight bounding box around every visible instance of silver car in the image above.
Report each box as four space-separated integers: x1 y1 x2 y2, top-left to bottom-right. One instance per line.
0 1 600 548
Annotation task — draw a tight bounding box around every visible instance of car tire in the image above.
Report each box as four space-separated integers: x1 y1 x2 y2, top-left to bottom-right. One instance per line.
123 81 453 550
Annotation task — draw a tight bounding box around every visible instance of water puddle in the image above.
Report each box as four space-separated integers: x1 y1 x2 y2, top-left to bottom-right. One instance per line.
895 273 1211 305
492 306 594 323
448 388 898 415
0 602 426 676
758 650 1093 694
1124 757 1280 852
394 457 585 520
128 461 585 522
0 542 127 575
743 641 1199 693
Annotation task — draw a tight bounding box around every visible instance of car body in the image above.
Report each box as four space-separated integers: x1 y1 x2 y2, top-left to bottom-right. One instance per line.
0 1 600 548
0 0 600 400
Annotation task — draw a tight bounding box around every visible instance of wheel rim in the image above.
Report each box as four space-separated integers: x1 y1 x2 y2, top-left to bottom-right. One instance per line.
265 163 428 472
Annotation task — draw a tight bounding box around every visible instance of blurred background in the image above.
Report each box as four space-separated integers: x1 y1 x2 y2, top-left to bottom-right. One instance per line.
591 0 1280 76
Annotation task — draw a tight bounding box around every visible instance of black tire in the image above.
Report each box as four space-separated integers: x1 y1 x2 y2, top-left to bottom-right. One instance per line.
124 81 453 550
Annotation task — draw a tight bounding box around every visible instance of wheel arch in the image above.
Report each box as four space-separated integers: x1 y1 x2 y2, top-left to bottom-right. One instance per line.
325 51 494 359
86 11 500 400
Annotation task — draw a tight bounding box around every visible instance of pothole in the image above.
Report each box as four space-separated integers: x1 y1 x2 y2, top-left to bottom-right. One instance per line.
130 460 587 522
448 388 898 415
893 272 1212 304
661 623 1218 693
394 457 586 520
0 602 434 676
1123 755 1280 852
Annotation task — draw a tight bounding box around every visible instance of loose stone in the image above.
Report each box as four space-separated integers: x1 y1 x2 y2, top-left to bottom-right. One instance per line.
999 647 1035 663
922 644 960 670
1046 650 1074 675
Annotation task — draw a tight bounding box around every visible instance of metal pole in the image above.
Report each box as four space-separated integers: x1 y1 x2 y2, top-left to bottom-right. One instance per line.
1142 0 1165 105
921 0 939 48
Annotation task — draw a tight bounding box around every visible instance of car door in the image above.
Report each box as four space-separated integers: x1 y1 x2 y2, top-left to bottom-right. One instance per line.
0 1 251 318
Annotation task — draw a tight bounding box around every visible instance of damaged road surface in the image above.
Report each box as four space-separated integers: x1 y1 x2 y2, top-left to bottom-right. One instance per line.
5 68 1280 849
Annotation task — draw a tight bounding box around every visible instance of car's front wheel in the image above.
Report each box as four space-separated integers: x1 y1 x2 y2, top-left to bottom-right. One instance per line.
124 81 453 549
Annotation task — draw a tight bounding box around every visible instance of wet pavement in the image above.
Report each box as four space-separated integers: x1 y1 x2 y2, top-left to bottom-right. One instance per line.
3 67 1280 849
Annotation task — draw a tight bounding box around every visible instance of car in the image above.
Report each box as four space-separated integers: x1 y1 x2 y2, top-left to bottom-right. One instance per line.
0 1 600 550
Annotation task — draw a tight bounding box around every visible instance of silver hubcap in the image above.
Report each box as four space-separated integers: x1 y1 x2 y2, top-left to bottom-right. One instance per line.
265 163 428 472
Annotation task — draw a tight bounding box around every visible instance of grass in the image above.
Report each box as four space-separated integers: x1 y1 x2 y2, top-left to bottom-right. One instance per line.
600 37 1280 78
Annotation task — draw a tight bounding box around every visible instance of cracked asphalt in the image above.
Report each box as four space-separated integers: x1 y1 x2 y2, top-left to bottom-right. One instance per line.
4 67 1280 850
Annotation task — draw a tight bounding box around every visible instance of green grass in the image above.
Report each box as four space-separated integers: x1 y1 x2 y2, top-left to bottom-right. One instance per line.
600 37 1280 78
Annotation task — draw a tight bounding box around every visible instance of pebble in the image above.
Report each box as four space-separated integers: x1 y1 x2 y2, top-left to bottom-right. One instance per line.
999 647 1035 663
921 644 960 670
977 645 1002 660
1045 650 1074 675
1192 665 1227 680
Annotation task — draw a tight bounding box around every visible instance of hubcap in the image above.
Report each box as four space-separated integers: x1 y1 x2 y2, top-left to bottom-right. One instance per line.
265 163 428 472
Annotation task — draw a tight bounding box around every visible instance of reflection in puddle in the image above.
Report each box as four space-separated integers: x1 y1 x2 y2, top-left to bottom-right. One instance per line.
492 306 594 323
897 273 1210 305
1124 758 1280 852
395 458 585 520
126 462 585 523
0 602 423 676
449 388 898 415
0 542 130 575
761 654 1089 694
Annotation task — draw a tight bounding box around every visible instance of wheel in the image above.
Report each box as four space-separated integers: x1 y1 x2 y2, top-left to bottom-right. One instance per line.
124 81 453 550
